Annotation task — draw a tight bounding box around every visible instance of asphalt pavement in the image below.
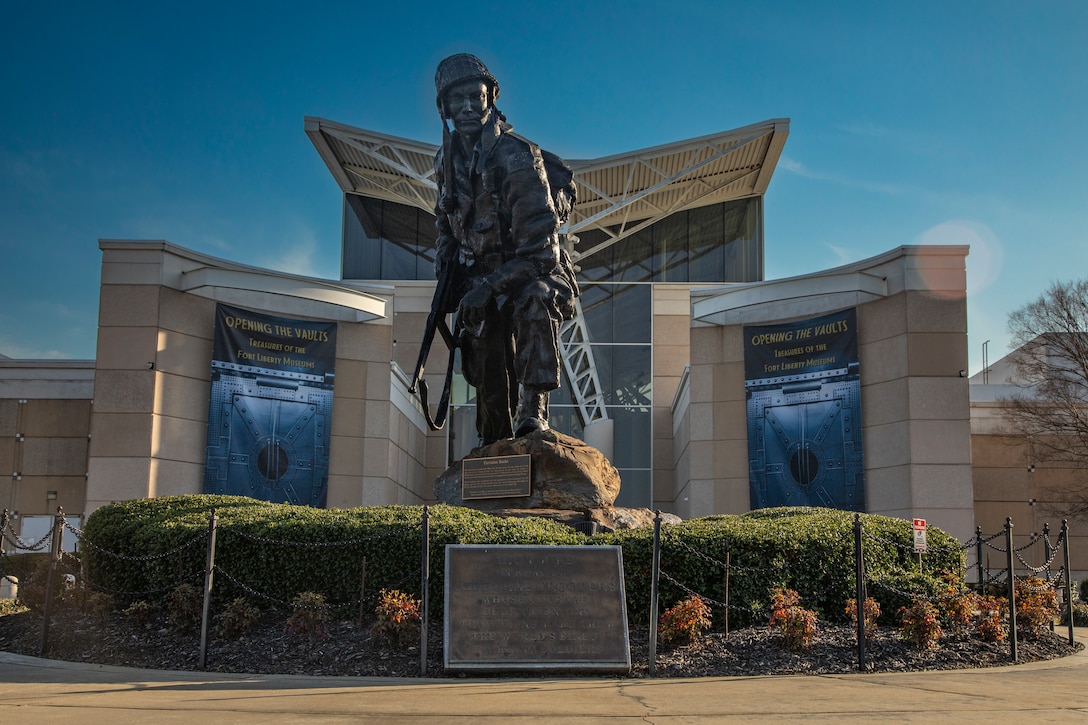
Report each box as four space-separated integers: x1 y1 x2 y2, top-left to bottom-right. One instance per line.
2 629 1087 723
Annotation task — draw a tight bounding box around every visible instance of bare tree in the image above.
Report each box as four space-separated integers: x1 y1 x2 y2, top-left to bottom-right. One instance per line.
1001 279 1088 516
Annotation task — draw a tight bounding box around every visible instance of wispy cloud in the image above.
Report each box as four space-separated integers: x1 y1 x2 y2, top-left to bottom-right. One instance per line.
778 155 903 196
0 335 75 360
825 243 854 266
836 122 944 150
255 224 339 280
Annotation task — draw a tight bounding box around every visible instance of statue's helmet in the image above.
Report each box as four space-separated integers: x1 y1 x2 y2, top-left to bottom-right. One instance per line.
435 53 499 117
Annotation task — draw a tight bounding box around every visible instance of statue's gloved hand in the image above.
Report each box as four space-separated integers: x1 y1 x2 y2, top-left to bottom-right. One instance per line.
458 281 492 336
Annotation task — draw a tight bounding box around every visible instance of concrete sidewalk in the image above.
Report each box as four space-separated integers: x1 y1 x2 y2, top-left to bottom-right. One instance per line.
1 630 1087 723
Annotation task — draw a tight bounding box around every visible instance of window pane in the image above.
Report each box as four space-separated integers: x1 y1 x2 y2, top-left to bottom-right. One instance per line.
380 204 420 279
448 405 478 461
579 283 614 343
343 196 382 279
723 197 762 282
658 212 689 282
612 226 655 283
688 205 724 282
609 405 652 469
612 284 651 343
610 344 651 406
615 468 652 509
547 405 585 441
573 229 612 282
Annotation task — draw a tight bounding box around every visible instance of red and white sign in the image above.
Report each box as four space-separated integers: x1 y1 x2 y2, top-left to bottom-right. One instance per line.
912 518 927 553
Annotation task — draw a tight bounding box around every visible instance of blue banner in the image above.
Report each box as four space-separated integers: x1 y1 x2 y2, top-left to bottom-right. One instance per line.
744 308 864 511
203 304 337 507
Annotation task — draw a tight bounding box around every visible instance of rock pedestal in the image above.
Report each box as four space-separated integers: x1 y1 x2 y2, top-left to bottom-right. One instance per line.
433 429 620 511
433 429 680 531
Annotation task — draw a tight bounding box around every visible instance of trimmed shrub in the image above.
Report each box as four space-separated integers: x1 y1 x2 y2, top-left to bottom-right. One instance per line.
769 587 818 650
123 600 158 628
168 583 204 633
370 588 422 646
937 570 976 632
285 591 329 640
80 497 966 627
658 595 712 645
897 598 942 649
81 496 582 620
14 558 66 612
214 597 260 640
1014 576 1059 638
608 506 964 628
846 597 881 643
975 595 1007 642
1060 601 1088 627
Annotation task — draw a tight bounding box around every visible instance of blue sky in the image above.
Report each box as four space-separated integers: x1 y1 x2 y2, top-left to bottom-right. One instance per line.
2 1 1085 373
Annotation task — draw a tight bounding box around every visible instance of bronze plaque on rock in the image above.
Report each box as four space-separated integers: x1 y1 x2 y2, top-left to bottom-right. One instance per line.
461 454 531 500
444 545 631 672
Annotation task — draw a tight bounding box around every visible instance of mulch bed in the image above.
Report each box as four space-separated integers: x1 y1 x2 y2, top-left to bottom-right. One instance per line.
0 607 1080 678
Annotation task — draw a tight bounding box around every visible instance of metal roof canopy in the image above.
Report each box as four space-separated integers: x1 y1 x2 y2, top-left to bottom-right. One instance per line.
305 117 789 262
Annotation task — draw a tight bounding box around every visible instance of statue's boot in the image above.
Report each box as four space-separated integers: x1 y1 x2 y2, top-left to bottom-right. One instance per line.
514 389 549 437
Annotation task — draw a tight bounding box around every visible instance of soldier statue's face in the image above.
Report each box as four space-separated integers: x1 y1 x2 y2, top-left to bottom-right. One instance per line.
445 79 492 140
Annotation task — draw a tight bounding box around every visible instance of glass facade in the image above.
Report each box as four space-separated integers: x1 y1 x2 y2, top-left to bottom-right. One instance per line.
342 194 763 508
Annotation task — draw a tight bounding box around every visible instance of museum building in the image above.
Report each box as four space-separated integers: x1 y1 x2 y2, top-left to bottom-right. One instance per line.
1 114 1082 571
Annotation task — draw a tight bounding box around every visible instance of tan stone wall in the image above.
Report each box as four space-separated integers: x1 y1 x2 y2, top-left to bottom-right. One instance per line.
676 324 749 519
858 289 974 541
0 398 91 518
676 247 975 542
86 241 424 514
972 429 1088 579
652 285 692 513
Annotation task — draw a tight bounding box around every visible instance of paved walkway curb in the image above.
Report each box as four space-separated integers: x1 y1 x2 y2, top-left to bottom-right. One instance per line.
2 629 1087 723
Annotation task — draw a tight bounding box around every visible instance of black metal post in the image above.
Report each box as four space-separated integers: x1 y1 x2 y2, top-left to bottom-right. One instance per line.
420 505 430 677
357 556 368 627
198 508 218 670
1005 517 1018 662
39 507 65 657
1043 522 1054 632
723 551 730 639
975 525 984 591
648 510 662 676
854 513 866 671
1062 520 1075 646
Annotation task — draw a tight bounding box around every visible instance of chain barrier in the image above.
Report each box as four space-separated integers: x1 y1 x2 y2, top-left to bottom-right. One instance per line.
978 569 1009 591
211 563 418 611
219 522 417 548
1012 537 1039 554
1013 568 1066 591
37 515 424 614
867 577 973 604
861 528 973 555
1014 545 1061 574
1 521 53 552
63 520 208 562
984 534 1039 556
657 568 764 619
64 568 206 599
662 533 776 575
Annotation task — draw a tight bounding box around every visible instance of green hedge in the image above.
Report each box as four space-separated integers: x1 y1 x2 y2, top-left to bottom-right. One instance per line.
81 497 964 626
81 496 581 612
601 507 965 626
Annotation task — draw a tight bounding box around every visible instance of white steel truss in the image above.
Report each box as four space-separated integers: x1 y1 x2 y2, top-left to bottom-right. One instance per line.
305 116 789 428
559 295 608 425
